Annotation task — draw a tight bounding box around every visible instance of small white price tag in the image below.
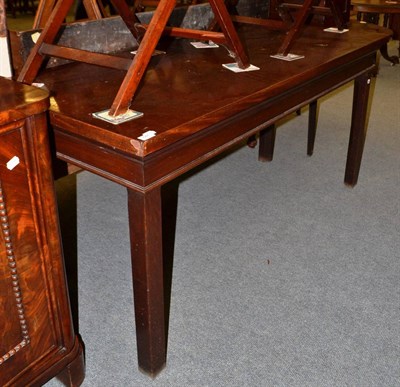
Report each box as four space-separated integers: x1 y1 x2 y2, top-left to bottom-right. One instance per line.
6 156 20 170
138 130 156 141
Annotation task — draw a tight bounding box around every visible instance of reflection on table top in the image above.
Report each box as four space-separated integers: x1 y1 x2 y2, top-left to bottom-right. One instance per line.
38 22 391 158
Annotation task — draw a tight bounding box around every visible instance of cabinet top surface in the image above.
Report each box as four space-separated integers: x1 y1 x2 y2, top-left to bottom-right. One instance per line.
0 78 49 122
39 22 391 157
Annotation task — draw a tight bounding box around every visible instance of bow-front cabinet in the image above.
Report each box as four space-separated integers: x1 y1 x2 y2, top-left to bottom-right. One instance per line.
0 78 84 386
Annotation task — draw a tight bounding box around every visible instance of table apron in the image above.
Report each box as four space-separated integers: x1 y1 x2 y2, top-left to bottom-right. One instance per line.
53 54 377 192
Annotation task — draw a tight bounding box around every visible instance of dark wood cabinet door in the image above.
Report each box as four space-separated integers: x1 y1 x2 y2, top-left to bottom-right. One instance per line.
0 80 84 386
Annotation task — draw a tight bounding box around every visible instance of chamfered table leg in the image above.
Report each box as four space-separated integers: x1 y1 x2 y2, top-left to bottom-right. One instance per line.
344 71 373 187
307 100 318 156
258 124 277 162
127 187 166 377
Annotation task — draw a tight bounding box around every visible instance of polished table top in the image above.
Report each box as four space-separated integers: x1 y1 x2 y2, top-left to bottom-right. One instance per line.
37 22 391 192
39 22 390 161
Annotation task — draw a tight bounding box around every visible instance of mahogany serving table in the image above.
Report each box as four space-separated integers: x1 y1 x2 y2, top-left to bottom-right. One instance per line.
36 22 391 378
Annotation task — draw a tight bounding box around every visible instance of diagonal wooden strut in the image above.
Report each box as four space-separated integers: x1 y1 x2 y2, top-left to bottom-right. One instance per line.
18 0 250 118
33 0 103 28
109 0 177 116
277 0 347 56
18 0 76 84
277 0 315 56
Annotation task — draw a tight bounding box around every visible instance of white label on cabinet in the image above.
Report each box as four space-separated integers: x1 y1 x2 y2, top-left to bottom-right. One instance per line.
6 156 20 171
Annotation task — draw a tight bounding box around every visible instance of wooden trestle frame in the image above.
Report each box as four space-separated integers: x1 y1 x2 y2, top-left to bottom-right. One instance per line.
277 0 347 55
19 0 347 118
206 0 347 56
18 0 250 117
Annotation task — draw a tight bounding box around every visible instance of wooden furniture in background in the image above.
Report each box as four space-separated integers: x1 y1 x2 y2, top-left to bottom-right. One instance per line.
352 0 400 64
34 23 390 377
276 0 348 55
0 78 84 386
250 99 319 161
268 0 351 25
5 0 36 18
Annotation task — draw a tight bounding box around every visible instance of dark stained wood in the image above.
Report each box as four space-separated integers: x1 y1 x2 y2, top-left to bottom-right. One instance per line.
17 0 250 117
353 0 400 14
277 0 347 55
259 124 277 161
42 24 389 160
352 0 400 64
256 101 318 161
33 0 57 29
9 16 139 77
0 78 84 386
34 0 104 28
327 0 348 29
307 99 318 156
149 25 234 43
40 42 133 70
279 3 336 18
206 0 249 68
109 0 141 35
109 0 179 116
33 23 391 377
277 0 351 26
17 0 77 84
231 14 287 30
81 0 103 20
344 71 373 186
127 187 166 376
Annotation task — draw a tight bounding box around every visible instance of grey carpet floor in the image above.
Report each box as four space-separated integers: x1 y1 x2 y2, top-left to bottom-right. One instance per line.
46 42 399 387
